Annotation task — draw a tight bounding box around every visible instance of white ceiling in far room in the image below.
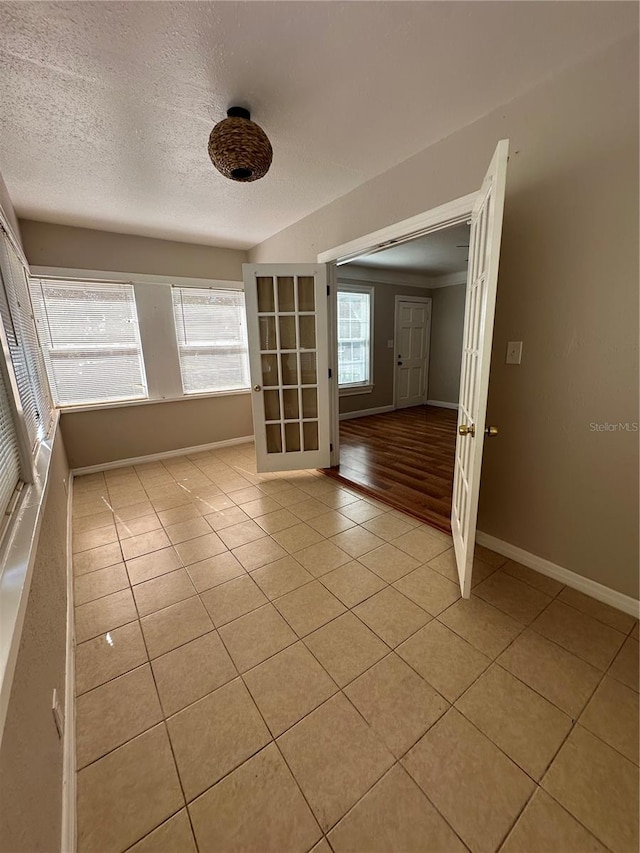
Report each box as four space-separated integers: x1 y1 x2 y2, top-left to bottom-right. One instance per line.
355 223 471 277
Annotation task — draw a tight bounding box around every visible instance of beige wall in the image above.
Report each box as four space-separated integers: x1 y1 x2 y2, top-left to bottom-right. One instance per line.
61 393 253 468
428 284 466 405
338 277 432 415
19 220 248 281
0 427 70 852
251 38 640 599
19 223 255 466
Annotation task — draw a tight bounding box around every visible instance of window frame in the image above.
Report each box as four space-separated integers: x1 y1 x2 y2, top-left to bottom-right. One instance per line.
336 281 374 395
0 265 53 449
30 278 149 408
0 310 31 541
28 267 251 412
171 284 251 397
0 212 59 736
0 227 43 483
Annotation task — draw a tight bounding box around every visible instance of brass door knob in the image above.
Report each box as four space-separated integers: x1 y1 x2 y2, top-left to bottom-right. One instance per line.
253 384 262 392
458 423 475 437
485 425 499 437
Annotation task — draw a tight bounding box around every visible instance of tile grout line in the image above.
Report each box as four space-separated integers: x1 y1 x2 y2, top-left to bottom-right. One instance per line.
218 619 328 851
145 668 200 849
120 805 187 853
72 449 637 853
75 562 431 699
118 480 202 850
174 560 331 851
76 471 455 844
411 592 555 848
75 589 635 784
75 504 511 702
447 586 631 852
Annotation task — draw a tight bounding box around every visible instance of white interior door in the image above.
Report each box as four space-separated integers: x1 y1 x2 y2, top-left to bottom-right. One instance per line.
452 139 509 596
243 264 331 473
394 297 431 409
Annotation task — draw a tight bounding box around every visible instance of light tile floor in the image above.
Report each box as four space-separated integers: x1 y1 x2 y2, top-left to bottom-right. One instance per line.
72 443 639 853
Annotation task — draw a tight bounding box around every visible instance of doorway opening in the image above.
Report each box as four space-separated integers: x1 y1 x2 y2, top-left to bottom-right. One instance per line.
323 222 470 532
244 137 508 594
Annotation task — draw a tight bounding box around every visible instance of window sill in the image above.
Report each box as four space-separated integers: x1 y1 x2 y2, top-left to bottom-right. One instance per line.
0 411 60 734
58 388 252 414
339 384 374 397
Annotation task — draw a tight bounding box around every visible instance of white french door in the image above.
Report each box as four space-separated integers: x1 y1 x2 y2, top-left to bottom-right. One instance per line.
394 297 432 409
452 139 509 597
243 264 332 473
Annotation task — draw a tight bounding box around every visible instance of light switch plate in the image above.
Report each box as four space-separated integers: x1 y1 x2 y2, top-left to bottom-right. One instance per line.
506 341 523 364
387 340 394 349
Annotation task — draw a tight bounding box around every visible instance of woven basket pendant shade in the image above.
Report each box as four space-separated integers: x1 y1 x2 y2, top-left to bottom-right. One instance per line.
208 106 273 182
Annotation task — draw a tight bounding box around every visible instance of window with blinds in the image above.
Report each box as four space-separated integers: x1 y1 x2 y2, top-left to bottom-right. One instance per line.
0 366 21 526
0 231 53 444
29 280 148 406
172 287 250 394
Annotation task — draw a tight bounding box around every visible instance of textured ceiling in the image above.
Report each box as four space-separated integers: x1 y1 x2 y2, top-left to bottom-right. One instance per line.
356 223 471 276
0 1 634 249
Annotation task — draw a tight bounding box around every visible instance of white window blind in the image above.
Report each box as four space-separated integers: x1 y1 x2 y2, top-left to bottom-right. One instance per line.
30 280 148 406
0 230 53 444
0 366 21 524
337 288 372 386
172 287 250 394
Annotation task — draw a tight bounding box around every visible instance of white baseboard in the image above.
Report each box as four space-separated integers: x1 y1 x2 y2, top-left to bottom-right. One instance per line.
339 401 458 420
71 435 255 475
339 405 395 421
476 531 640 619
61 476 76 853
426 399 458 410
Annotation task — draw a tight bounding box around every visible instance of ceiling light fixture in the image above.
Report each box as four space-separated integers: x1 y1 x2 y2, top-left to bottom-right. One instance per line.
208 106 273 182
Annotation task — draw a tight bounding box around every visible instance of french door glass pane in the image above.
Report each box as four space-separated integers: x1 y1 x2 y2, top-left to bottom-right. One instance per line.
283 389 299 420
261 353 279 387
284 422 301 452
303 421 319 451
301 387 318 418
298 277 315 312
257 277 275 313
255 275 321 455
259 316 277 351
264 389 280 421
277 277 295 312
279 316 297 349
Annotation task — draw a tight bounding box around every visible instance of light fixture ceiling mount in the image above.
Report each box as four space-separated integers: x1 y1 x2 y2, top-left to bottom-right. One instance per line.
208 106 273 183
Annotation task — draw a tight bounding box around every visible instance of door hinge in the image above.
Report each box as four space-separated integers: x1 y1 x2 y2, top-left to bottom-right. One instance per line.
328 368 332 379
327 285 330 296
330 443 333 452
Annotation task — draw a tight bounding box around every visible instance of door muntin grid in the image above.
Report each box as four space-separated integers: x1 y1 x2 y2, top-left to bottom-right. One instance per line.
256 275 320 454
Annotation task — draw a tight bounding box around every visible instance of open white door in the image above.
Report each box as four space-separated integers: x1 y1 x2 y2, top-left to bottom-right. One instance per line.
452 139 509 597
243 264 332 473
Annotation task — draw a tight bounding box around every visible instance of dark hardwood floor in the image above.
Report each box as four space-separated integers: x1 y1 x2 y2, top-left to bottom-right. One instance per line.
322 405 457 532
